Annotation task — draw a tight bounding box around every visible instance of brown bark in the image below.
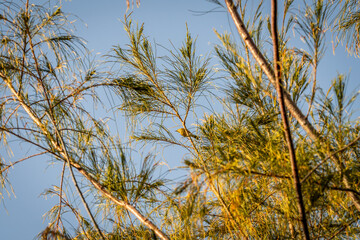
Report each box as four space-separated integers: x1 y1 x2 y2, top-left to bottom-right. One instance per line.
271 0 310 238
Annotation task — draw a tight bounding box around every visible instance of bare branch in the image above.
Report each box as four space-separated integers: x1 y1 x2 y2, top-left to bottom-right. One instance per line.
0 151 48 174
271 0 310 239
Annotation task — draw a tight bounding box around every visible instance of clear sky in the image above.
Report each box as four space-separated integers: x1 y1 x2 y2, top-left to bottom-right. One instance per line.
0 0 359 239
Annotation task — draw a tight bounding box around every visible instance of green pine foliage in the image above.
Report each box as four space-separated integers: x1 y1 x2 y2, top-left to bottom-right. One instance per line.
0 0 359 239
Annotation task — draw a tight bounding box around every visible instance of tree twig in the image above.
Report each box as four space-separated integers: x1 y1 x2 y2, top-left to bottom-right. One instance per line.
301 134 360 184
55 162 66 231
327 218 358 240
0 151 48 174
270 1 310 238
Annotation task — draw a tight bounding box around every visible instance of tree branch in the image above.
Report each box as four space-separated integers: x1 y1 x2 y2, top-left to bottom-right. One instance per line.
270 0 310 239
301 134 360 184
0 151 48 174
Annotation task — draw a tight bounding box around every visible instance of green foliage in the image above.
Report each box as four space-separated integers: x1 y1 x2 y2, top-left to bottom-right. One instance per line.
0 0 360 239
335 0 360 56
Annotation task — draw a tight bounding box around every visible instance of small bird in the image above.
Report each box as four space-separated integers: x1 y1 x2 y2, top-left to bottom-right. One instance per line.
176 128 199 139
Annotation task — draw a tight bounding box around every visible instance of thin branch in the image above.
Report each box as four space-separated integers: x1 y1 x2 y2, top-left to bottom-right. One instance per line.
68 159 106 239
247 190 277 216
270 0 310 239
0 151 48 174
305 60 317 119
216 167 291 180
0 127 60 159
301 134 360 184
248 170 290 179
324 185 360 196
55 161 66 231
327 218 358 240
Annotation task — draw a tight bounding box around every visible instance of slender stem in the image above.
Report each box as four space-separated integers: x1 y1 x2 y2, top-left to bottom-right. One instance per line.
301 134 360 184
270 1 310 239
305 60 317 119
55 162 66 230
0 151 47 174
68 160 106 239
327 219 358 240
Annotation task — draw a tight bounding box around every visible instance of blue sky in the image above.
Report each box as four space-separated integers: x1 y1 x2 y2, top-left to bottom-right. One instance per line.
0 0 359 239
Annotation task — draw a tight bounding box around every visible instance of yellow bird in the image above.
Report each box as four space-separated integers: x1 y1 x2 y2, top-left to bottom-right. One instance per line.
176 128 199 139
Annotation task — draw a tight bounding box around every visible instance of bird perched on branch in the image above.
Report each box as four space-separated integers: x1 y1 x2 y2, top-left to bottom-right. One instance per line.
176 128 199 139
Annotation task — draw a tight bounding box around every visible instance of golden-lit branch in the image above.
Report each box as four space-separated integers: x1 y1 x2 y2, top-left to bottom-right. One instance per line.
271 0 310 238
